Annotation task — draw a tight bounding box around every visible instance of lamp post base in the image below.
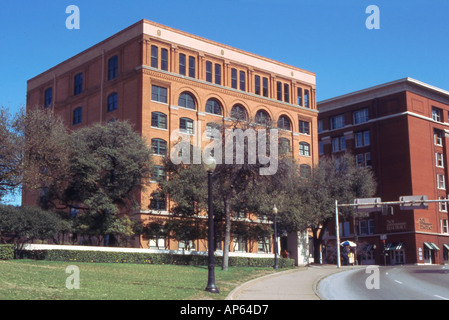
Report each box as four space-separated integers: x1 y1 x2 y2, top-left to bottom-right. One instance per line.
205 284 220 294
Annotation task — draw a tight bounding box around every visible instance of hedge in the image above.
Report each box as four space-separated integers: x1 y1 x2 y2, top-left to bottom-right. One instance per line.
0 244 14 260
21 249 295 268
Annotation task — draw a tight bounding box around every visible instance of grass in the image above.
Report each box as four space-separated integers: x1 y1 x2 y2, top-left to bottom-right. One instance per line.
0 260 287 300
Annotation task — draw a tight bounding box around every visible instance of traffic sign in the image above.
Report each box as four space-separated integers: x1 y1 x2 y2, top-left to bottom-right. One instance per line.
354 197 382 213
399 195 428 210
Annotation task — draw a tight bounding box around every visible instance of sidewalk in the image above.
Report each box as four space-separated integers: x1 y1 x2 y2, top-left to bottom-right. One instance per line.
226 265 363 300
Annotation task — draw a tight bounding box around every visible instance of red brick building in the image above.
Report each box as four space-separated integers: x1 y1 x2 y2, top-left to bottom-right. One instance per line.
25 20 318 264
318 78 449 265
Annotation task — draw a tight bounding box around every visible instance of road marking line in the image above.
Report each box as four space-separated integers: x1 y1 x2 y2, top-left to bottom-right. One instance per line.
434 295 449 300
394 280 402 284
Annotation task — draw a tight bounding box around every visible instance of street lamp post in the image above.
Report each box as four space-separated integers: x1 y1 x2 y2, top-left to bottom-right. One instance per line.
204 157 219 294
273 205 279 270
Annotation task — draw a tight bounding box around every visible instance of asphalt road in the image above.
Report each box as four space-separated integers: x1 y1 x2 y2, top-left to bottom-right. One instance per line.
317 265 449 300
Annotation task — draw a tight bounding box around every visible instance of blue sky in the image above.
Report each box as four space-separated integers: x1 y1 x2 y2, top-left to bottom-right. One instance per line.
1 0 449 204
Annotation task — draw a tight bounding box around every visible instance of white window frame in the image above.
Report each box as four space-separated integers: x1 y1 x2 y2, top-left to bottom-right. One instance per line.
353 108 369 125
438 174 446 190
436 152 444 168
439 197 448 212
432 107 442 122
330 114 345 130
435 131 443 146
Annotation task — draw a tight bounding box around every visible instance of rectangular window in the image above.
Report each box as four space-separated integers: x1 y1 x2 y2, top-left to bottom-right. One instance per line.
304 89 310 108
355 154 364 168
432 107 442 122
435 130 443 146
239 70 246 91
318 120 323 133
151 85 167 103
161 48 168 71
276 81 282 101
284 83 290 103
231 68 237 89
150 192 167 210
439 197 448 212
74 73 83 96
443 219 449 233
368 220 375 234
319 141 324 155
332 136 346 152
44 88 53 108
206 61 212 82
359 221 368 235
73 107 82 125
330 114 345 130
151 46 158 68
215 63 221 85
299 120 310 135
188 56 196 78
365 152 372 167
297 88 303 106
436 153 444 168
108 56 118 80
262 77 269 97
353 108 369 124
355 131 370 147
437 174 446 190
179 53 186 76
255 75 261 95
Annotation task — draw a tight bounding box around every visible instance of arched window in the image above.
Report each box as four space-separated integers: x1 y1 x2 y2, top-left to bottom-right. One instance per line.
151 138 167 156
179 117 194 134
278 115 292 131
151 112 167 129
107 93 118 112
299 142 311 156
230 104 248 121
178 92 196 110
205 98 222 115
255 110 271 125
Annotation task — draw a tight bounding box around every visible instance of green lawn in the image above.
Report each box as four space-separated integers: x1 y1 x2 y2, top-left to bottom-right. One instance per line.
0 260 283 300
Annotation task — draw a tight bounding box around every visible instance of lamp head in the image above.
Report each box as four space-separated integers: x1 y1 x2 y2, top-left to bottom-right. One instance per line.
204 156 217 172
273 205 278 215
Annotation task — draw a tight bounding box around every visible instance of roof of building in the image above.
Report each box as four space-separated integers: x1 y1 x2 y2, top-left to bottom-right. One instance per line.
318 78 449 113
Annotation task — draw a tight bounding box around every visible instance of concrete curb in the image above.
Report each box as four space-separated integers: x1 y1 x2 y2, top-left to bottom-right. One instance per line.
225 267 308 300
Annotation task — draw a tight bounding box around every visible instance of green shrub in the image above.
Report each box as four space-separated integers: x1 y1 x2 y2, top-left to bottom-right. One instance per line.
0 244 14 260
20 249 295 268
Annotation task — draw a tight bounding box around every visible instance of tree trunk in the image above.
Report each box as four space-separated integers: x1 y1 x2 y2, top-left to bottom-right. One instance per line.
222 196 231 271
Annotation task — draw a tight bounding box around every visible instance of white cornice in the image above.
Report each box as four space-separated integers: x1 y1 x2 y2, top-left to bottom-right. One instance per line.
318 78 449 113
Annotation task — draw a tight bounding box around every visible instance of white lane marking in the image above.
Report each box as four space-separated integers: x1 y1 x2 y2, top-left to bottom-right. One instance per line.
394 280 403 284
434 295 449 300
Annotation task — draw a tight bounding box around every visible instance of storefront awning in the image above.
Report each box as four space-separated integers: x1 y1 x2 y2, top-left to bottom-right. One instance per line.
385 242 404 251
443 244 449 251
424 242 440 250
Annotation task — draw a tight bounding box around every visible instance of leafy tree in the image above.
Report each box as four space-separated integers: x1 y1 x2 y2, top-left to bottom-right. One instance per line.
60 121 153 244
0 205 70 256
0 107 24 201
298 152 377 263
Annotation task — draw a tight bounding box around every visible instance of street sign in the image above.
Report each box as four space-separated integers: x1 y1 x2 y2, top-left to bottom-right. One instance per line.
354 197 382 213
399 195 428 210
